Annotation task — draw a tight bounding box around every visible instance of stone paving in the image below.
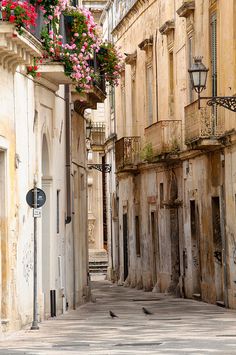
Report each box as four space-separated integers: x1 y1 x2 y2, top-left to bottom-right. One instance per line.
0 280 236 354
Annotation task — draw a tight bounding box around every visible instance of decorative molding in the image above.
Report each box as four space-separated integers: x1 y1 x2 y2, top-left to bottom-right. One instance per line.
112 0 156 40
72 86 106 115
0 23 42 72
125 51 137 65
176 1 195 18
159 20 175 36
138 36 153 51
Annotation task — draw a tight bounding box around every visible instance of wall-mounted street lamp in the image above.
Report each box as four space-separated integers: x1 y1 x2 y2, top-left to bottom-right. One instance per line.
188 57 236 112
87 164 111 173
86 119 111 173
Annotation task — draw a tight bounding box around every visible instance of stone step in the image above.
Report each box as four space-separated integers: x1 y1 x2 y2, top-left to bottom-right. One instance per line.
89 262 108 266
89 269 107 274
89 266 108 270
192 293 201 301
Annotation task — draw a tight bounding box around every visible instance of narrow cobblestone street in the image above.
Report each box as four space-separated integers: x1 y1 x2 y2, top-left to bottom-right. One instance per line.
0 280 236 354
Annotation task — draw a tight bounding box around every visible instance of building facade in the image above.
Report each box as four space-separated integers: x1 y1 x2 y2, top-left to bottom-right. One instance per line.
0 3 106 331
105 0 236 308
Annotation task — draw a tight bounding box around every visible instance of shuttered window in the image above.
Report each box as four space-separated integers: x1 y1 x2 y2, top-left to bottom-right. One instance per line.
146 65 153 126
188 36 194 103
210 13 217 97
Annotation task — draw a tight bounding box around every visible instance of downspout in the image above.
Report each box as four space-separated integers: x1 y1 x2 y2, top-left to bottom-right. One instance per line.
155 29 158 121
65 84 72 224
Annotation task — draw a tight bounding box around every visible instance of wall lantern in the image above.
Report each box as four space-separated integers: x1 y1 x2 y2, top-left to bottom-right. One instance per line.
188 56 236 112
86 119 111 173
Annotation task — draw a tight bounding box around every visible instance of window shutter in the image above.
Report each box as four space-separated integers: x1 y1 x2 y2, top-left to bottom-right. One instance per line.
211 13 217 97
146 65 153 126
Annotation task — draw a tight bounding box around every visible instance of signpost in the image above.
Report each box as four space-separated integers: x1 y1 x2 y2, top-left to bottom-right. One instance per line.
26 184 46 330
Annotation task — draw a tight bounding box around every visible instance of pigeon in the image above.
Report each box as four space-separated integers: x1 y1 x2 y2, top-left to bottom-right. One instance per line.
109 310 118 318
142 307 152 315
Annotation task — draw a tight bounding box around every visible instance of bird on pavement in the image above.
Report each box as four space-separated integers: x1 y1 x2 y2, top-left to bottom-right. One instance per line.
142 307 153 315
109 310 118 318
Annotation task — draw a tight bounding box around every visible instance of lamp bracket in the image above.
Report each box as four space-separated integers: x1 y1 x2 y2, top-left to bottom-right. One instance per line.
87 164 111 173
206 96 236 112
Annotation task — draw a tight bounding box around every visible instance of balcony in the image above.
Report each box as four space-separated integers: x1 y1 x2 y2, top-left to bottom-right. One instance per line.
115 137 141 172
91 122 105 147
185 100 225 149
144 120 182 157
0 23 42 72
37 61 73 87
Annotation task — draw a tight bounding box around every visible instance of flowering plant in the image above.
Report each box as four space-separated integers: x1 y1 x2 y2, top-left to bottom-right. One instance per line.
29 0 69 20
26 57 42 78
1 0 37 34
97 42 123 86
41 6 101 92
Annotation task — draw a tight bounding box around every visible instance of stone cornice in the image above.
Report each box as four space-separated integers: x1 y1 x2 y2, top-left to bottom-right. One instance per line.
176 1 195 18
125 50 137 65
111 0 156 40
159 20 175 35
138 37 153 51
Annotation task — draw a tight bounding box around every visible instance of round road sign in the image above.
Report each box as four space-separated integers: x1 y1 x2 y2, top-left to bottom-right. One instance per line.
26 188 46 208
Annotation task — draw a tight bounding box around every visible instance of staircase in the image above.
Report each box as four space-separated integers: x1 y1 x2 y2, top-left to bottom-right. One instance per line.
89 250 108 277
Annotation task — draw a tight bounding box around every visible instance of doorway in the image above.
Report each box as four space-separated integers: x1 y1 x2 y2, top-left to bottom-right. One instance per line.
212 196 223 302
190 200 201 296
150 211 158 286
123 213 129 281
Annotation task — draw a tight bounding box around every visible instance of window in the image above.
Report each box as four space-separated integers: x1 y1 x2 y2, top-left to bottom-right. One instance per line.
33 4 44 39
131 73 137 135
160 183 164 208
121 71 126 136
56 190 60 234
146 64 153 126
188 36 194 103
135 216 141 256
210 13 217 97
169 52 174 116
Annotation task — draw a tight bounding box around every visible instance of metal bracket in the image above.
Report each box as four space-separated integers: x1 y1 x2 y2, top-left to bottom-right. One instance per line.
207 97 236 112
87 164 111 173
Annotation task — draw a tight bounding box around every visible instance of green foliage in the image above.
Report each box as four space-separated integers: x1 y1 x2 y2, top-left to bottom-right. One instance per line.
140 142 154 162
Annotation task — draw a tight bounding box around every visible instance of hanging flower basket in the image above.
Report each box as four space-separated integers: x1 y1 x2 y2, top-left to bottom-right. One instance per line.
29 0 69 20
97 42 124 86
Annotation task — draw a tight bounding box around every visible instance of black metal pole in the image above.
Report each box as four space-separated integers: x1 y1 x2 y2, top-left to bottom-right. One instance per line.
31 181 39 330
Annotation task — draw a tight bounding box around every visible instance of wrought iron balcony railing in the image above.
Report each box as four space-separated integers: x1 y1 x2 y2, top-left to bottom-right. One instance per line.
144 120 182 155
185 100 225 146
91 122 106 146
115 136 141 171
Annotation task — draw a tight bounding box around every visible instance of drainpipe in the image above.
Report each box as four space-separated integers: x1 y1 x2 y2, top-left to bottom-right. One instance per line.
155 29 158 121
65 84 72 225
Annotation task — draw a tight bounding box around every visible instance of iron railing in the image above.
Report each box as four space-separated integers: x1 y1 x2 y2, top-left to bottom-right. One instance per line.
91 122 106 146
115 136 141 171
